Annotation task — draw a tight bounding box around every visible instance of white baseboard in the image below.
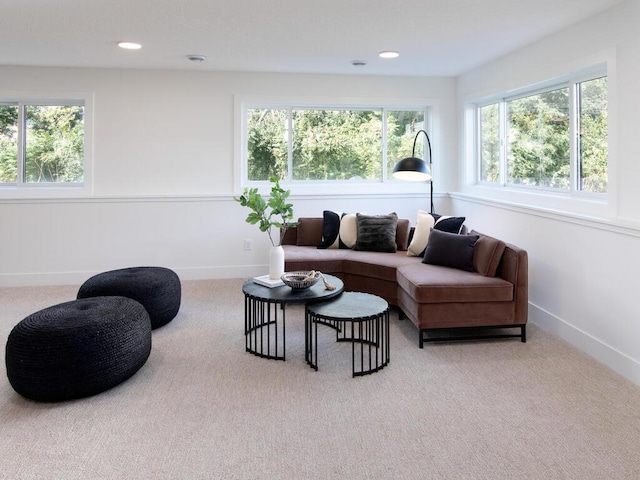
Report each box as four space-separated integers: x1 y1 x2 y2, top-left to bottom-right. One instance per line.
0 265 267 288
530 302 640 387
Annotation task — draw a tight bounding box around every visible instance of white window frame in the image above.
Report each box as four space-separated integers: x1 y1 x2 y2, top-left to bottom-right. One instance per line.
474 69 608 198
234 95 439 196
0 91 93 198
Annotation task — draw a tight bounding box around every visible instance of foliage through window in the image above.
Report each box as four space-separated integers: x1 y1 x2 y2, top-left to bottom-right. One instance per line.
478 75 607 193
245 106 426 182
0 102 85 186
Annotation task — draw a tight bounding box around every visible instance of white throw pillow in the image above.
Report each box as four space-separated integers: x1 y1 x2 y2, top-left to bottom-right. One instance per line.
339 213 359 249
407 210 435 256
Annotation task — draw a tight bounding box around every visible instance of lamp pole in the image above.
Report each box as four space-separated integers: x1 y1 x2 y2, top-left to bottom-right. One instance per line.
392 128 435 213
411 130 433 214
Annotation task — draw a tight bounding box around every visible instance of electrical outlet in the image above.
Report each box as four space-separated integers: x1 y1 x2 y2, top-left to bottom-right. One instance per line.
244 239 253 251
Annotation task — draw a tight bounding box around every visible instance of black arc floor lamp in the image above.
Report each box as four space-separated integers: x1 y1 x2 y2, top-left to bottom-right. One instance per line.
392 129 434 214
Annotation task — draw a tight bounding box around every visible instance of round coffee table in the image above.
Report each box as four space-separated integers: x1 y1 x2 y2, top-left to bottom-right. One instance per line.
305 292 389 377
242 274 343 361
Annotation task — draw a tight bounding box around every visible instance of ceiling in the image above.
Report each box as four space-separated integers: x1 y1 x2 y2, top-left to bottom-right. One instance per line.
0 0 626 77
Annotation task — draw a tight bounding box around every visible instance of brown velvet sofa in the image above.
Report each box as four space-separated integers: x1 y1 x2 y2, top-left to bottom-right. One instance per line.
282 217 528 347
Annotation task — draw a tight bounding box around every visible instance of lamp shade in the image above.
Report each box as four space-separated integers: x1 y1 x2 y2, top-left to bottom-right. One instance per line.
392 156 432 181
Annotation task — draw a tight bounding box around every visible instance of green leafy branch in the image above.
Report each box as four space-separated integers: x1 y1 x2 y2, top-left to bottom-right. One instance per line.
234 176 298 246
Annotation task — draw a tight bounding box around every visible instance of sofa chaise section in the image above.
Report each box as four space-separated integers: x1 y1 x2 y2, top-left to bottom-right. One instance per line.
396 242 527 346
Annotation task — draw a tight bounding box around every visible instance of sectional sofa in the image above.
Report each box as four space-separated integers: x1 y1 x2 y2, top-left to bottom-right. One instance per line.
282 214 528 347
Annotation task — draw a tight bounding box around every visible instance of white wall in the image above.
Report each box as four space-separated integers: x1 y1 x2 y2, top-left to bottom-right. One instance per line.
0 68 456 286
455 0 640 384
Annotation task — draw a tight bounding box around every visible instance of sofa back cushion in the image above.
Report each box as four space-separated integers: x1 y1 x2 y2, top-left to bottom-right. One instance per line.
296 218 324 246
471 230 506 277
395 219 410 251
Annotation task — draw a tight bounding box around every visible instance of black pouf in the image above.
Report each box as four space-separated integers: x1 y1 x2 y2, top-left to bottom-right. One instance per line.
77 266 181 330
5 296 152 402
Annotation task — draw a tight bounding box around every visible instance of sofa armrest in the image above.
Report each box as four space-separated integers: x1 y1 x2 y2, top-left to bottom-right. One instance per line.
497 244 528 324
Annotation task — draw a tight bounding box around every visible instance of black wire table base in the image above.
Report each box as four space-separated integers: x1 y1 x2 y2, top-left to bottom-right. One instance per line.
245 296 286 361
305 292 390 377
242 276 344 362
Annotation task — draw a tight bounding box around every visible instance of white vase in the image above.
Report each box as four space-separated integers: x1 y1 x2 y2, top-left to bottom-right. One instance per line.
269 245 285 280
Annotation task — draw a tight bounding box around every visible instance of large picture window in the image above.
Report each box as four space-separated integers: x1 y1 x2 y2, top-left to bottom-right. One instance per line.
477 74 607 194
244 105 427 183
0 101 85 186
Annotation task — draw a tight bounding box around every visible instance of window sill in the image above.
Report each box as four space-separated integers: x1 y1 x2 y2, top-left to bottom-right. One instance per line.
0 184 91 200
238 180 432 198
450 190 640 238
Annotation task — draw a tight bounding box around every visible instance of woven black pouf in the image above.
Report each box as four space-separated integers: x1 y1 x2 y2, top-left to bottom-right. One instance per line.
77 266 181 330
5 296 152 402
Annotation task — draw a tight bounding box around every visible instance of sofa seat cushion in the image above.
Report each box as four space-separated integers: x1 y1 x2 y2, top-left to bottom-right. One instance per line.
341 251 418 282
283 245 349 273
397 263 514 304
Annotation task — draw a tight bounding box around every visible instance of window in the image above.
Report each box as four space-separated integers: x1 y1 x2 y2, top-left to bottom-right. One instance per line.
577 77 608 193
508 87 570 189
0 101 85 187
479 103 500 183
477 74 607 194
244 105 427 183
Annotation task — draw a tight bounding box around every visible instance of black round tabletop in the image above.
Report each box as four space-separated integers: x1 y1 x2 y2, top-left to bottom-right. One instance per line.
242 274 344 304
306 292 388 320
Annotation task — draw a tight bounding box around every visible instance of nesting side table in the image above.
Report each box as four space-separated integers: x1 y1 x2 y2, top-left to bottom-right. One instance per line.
242 275 343 361
305 292 390 377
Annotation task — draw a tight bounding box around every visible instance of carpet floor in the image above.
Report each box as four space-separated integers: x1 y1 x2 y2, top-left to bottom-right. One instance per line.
1 279 640 479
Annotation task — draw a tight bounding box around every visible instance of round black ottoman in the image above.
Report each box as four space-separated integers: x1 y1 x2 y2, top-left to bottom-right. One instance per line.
5 296 152 402
77 266 181 329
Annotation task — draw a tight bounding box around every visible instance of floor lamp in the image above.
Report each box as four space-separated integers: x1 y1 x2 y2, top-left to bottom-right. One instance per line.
391 129 434 214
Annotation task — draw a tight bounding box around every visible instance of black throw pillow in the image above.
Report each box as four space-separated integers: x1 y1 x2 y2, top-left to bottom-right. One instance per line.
432 214 466 234
422 229 479 272
354 213 398 253
317 210 342 249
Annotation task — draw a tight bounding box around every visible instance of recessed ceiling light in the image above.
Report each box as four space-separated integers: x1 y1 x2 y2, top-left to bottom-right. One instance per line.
379 51 399 59
118 41 142 50
187 54 207 63
351 60 367 67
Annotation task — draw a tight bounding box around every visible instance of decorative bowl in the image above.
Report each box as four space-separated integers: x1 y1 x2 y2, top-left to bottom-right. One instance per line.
281 271 320 290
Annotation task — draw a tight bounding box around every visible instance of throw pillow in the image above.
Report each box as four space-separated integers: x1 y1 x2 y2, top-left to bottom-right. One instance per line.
354 213 398 253
433 214 466 234
407 212 466 257
317 210 342 249
339 213 359 249
470 230 506 277
407 210 435 256
422 229 479 272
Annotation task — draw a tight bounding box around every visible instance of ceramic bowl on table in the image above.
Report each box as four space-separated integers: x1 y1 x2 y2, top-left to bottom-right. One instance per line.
280 271 320 290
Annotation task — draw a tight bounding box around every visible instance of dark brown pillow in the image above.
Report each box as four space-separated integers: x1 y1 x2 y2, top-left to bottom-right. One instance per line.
470 230 506 277
354 213 398 253
422 229 479 271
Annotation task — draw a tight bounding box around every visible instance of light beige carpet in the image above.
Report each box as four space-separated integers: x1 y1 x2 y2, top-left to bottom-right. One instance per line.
1 279 639 479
